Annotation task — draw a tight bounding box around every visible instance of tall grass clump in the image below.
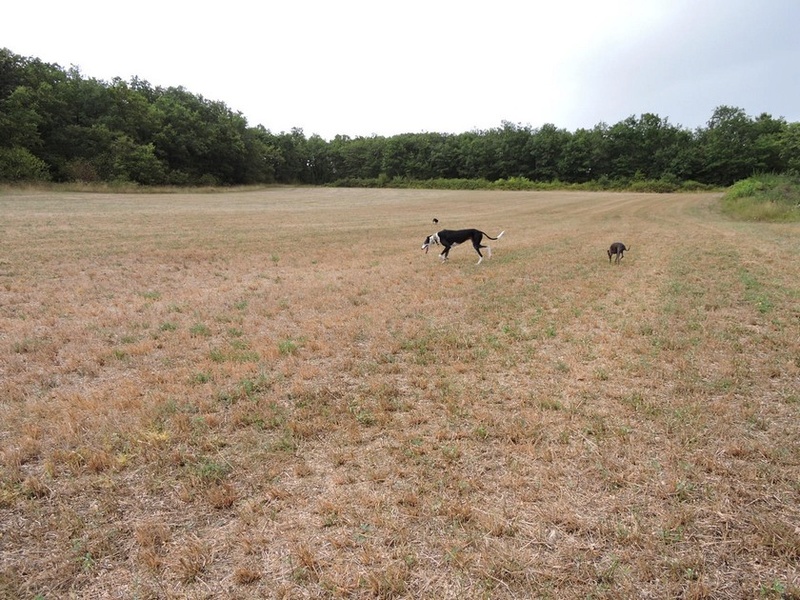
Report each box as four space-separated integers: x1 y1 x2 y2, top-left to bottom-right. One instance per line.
722 173 800 222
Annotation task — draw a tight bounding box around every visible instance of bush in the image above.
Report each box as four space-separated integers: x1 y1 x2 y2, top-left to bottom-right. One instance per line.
0 147 51 182
326 176 719 194
63 158 100 183
722 174 800 222
628 178 680 193
493 177 536 190
680 180 714 191
727 178 763 199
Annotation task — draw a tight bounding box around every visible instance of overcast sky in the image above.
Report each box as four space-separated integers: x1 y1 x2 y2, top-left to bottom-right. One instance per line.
3 0 798 139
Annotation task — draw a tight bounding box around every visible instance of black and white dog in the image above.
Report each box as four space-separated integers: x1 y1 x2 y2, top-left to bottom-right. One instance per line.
422 229 505 264
607 242 629 264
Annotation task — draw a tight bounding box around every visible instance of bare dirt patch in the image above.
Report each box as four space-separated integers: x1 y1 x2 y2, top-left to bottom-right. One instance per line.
1 188 798 598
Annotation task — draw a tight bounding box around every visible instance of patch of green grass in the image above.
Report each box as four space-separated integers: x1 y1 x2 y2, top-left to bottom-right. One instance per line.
399 335 435 365
192 372 212 384
760 579 800 598
209 346 260 363
191 458 231 483
270 433 298 453
278 337 303 355
190 323 211 337
740 269 774 314
12 337 41 353
539 397 563 411
229 339 249 351
238 374 272 399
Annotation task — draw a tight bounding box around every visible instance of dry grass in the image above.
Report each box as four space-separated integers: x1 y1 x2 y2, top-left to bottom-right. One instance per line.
1 187 798 599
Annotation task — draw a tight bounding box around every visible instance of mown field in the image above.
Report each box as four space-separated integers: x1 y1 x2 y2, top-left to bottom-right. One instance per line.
1 188 798 599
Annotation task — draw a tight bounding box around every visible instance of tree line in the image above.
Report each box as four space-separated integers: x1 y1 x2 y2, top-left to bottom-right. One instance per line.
2 48 799 188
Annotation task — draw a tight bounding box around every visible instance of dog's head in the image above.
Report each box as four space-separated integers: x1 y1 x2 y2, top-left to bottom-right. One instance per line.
421 232 440 253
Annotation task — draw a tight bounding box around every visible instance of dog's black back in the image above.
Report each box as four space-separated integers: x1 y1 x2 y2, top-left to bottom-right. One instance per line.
439 229 493 247
422 228 505 264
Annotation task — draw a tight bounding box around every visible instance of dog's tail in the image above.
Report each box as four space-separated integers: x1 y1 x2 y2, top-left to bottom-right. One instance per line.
483 230 505 241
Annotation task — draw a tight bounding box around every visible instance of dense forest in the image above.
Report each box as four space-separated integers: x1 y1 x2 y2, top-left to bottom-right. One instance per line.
2 48 799 188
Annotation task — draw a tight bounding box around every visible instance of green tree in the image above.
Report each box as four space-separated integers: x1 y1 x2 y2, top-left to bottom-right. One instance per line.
304 134 333 184
751 112 786 174
603 113 698 181
381 133 440 179
453 131 493 180
428 133 460 179
530 123 569 181
492 121 535 180
328 135 384 180
272 127 308 183
150 87 212 182
559 126 608 183
778 122 800 174
698 106 759 185
240 125 282 184
98 77 160 144
108 136 166 184
0 85 43 150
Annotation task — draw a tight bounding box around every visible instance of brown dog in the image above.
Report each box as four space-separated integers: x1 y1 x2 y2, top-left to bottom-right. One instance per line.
608 242 629 264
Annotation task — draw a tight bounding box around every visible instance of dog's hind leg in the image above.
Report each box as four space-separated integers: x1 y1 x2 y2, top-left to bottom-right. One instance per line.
473 244 486 265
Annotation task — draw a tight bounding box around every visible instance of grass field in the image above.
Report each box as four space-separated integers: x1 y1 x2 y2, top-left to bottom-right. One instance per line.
1 188 798 599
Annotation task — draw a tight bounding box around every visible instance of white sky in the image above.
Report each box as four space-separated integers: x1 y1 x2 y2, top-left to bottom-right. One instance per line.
3 0 799 139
